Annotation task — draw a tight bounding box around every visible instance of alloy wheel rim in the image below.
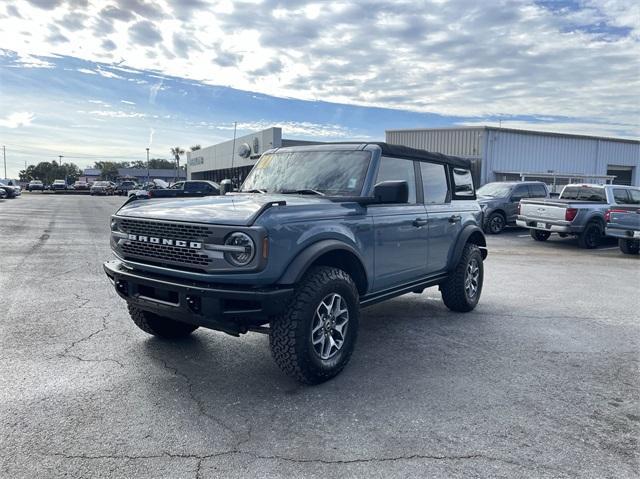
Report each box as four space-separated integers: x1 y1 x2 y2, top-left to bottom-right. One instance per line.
490 216 504 233
464 259 480 298
311 293 349 360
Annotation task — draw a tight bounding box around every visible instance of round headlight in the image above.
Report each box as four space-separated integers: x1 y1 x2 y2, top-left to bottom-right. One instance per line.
224 232 255 266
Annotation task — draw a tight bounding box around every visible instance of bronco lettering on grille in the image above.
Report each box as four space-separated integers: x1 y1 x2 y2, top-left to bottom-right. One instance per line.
127 234 202 250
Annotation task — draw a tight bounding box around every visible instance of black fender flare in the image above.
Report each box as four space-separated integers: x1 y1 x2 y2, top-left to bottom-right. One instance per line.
447 225 487 270
277 239 368 287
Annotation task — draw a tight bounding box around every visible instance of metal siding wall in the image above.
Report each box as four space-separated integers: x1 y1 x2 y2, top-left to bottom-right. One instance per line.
386 129 483 158
485 130 639 185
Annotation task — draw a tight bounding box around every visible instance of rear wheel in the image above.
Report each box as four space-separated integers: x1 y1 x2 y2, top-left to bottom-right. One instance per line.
269 266 359 384
531 229 551 241
485 212 506 234
440 243 483 312
128 305 198 338
619 238 640 255
578 222 602 249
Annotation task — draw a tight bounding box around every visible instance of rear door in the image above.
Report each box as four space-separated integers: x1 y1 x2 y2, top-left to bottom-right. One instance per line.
370 157 429 291
419 161 456 274
506 184 530 222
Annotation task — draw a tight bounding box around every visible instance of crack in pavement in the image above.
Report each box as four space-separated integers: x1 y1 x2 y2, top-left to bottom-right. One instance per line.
54 312 123 368
47 450 556 470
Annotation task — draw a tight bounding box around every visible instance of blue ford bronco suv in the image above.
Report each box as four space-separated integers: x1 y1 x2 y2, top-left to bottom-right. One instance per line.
104 143 487 383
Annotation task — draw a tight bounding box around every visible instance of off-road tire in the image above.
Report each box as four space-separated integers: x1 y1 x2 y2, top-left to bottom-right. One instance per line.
128 304 198 338
269 266 359 384
485 212 506 234
619 238 640 255
440 243 483 313
578 222 602 249
531 229 551 241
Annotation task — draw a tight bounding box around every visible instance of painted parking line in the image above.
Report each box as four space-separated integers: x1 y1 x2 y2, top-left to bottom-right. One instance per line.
517 235 530 237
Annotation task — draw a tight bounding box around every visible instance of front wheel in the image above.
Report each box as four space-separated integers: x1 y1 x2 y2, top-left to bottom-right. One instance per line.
269 266 359 384
619 238 640 255
531 229 551 241
485 212 506 234
440 243 483 313
128 305 198 338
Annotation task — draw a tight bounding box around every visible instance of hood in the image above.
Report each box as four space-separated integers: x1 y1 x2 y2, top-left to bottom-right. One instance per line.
116 193 334 226
477 195 504 205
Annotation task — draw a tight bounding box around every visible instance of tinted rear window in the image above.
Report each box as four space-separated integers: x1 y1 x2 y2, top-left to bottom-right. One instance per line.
452 168 474 198
561 186 606 202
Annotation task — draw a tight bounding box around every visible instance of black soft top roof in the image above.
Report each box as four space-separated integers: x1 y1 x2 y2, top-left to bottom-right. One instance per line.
371 143 471 169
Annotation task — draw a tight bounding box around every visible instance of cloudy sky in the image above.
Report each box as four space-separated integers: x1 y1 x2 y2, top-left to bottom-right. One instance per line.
0 0 638 178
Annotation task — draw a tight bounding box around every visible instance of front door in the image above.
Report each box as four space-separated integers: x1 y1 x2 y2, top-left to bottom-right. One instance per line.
370 157 428 291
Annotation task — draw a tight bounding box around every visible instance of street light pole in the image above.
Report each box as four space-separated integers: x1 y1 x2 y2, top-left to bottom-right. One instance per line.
2 145 6 180
146 148 150 183
59 155 65 186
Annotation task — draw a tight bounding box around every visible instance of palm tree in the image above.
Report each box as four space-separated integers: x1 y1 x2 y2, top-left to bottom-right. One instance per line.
170 146 185 181
190 144 201 152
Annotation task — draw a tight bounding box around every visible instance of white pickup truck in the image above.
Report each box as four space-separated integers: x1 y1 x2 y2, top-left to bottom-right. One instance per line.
516 184 640 249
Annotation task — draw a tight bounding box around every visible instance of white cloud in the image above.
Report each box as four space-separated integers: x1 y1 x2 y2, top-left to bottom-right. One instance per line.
0 112 35 128
120 100 136 105
0 0 637 133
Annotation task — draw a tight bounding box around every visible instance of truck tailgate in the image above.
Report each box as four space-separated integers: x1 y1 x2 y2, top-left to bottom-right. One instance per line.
520 200 567 221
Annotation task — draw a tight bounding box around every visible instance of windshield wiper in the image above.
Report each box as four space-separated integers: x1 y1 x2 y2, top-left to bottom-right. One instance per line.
243 188 267 193
279 189 325 196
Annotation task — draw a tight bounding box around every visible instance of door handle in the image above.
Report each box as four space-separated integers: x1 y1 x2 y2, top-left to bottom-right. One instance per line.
448 215 462 223
413 218 428 227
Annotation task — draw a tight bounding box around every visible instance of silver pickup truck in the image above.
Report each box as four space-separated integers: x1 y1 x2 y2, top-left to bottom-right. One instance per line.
517 184 640 249
605 197 640 255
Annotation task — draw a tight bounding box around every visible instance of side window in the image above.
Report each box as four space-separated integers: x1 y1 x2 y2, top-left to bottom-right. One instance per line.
529 184 547 197
511 185 529 200
376 157 416 203
452 168 474 198
613 189 630 204
185 182 203 192
628 189 640 204
420 162 448 204
171 182 184 190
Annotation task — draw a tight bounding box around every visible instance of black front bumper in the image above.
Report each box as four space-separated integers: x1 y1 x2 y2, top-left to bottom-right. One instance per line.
103 260 293 334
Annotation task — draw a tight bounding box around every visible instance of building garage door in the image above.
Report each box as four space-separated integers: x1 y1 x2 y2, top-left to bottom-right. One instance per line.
607 166 633 186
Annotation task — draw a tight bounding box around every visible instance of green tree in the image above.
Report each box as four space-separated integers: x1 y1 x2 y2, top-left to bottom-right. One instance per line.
19 161 80 184
190 144 201 151
170 146 185 180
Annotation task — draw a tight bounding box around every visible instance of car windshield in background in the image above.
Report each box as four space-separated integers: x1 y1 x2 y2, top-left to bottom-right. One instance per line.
561 186 606 202
477 183 512 197
240 150 371 196
93 181 109 186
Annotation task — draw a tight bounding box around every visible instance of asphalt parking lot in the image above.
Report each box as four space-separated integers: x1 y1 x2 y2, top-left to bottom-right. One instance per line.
1 194 638 478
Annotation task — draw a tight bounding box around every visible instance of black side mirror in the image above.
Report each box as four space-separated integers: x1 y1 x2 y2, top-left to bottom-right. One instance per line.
372 180 409 204
511 196 522 202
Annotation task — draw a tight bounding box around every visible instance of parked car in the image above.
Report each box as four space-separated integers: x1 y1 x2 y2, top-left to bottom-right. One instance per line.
604 189 640 255
0 180 21 198
51 179 68 192
104 142 488 384
28 180 45 191
128 179 170 198
477 181 549 234
0 188 6 200
143 180 221 199
90 181 116 195
517 184 640 248
115 180 138 196
73 180 90 191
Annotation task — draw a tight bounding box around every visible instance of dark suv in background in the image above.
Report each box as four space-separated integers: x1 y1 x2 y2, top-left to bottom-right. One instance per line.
104 143 487 384
477 181 549 234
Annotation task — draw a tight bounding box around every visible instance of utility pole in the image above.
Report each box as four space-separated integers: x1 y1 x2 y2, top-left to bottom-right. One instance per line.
2 145 6 180
231 121 237 185
59 155 66 185
146 148 150 183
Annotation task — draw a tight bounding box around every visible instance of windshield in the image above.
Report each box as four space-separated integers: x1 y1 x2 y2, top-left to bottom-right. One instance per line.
54 180 65 184
561 186 606 202
241 150 371 196
93 181 108 186
477 183 512 197
30 180 42 184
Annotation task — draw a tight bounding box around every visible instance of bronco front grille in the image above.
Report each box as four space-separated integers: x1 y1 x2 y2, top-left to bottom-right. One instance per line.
117 218 213 270
119 218 212 238
121 242 211 267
